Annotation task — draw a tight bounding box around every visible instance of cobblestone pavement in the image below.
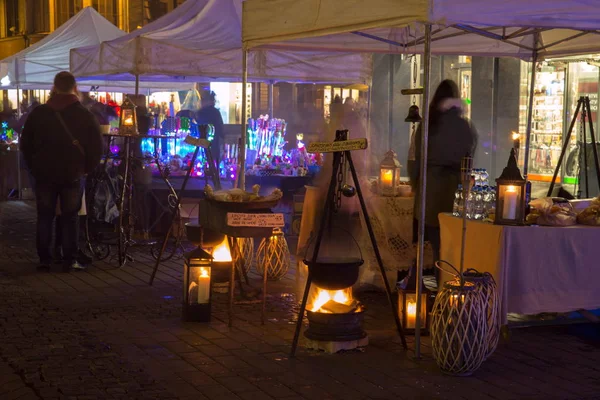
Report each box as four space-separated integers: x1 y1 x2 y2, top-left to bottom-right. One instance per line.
2 201 600 400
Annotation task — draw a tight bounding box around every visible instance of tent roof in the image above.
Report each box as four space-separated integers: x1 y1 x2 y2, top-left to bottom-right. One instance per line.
70 0 371 84
0 7 188 91
241 0 600 61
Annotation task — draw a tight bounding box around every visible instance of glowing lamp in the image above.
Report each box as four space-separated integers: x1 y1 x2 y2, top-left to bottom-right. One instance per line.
118 96 138 136
494 148 526 225
511 132 521 160
379 150 402 196
182 246 213 322
397 265 430 334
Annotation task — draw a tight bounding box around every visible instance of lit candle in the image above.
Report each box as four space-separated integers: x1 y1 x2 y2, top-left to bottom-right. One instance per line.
502 185 518 220
406 301 417 329
197 267 210 304
512 132 520 160
381 169 393 186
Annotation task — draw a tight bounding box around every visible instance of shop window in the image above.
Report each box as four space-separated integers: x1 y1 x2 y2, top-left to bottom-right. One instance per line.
55 0 84 27
4 0 20 38
31 0 50 33
93 0 119 25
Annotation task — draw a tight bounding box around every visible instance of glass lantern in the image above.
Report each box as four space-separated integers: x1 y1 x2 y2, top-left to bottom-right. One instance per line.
119 96 138 135
397 265 430 334
183 247 213 322
379 150 401 196
495 148 526 225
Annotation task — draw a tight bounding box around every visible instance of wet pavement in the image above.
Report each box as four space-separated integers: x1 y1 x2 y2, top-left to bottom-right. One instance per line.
1 200 600 399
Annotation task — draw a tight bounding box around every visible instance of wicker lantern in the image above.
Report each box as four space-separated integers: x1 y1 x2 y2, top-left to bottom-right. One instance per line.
462 269 500 360
182 247 213 322
431 279 488 376
236 237 254 274
256 228 290 280
119 96 138 136
379 150 401 196
494 148 526 225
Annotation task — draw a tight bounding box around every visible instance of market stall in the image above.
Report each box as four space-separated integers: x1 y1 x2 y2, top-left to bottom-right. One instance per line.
241 0 600 360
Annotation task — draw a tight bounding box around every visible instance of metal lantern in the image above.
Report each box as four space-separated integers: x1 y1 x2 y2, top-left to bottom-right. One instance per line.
379 150 401 197
183 247 213 322
494 148 526 225
431 279 488 376
256 228 290 281
119 96 138 135
397 265 430 334
236 237 254 274
462 269 500 361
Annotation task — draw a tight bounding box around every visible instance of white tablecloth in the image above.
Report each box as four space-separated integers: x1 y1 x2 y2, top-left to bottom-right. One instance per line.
439 213 600 324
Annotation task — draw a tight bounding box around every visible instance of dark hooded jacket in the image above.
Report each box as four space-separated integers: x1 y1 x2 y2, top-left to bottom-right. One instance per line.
409 98 478 227
20 94 103 184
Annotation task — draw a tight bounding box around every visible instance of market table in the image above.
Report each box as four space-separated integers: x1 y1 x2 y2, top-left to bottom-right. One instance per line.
439 213 600 324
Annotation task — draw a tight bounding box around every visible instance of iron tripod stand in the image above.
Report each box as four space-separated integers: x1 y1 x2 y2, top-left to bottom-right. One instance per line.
548 96 600 198
290 130 407 357
149 131 221 285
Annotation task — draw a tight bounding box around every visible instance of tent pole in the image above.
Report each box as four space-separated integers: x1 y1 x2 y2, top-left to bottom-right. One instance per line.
135 74 139 97
414 23 432 360
523 35 539 179
268 82 274 116
388 56 394 149
16 85 22 200
240 49 248 190
366 80 373 173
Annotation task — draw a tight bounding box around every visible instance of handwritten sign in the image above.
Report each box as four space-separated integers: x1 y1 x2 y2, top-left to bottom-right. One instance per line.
227 213 285 228
307 138 368 153
184 135 210 149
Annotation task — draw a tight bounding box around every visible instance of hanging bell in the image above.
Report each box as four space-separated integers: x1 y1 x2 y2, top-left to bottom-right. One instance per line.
341 184 357 197
405 105 422 123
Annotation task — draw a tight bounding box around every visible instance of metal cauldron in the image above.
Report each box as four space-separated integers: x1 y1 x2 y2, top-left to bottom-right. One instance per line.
304 257 363 291
185 222 225 248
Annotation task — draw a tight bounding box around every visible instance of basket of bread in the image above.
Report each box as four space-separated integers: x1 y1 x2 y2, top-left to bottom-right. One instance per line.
576 196 600 226
204 184 282 211
526 197 577 226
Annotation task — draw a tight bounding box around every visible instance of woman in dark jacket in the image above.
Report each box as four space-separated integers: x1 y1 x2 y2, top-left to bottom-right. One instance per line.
408 80 477 282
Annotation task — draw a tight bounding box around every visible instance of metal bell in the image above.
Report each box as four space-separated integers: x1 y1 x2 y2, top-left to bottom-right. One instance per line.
341 184 357 197
405 105 422 123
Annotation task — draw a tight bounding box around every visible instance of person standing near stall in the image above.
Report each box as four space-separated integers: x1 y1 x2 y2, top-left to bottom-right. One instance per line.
21 72 103 272
196 91 224 168
408 80 477 285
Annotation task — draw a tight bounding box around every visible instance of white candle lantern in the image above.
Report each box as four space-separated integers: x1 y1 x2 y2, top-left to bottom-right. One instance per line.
183 247 213 322
379 150 401 196
494 148 526 225
119 96 138 135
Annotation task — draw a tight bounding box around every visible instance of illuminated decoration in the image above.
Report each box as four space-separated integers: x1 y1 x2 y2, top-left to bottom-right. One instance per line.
379 150 402 196
494 148 526 225
1 121 15 143
182 246 213 322
118 96 138 136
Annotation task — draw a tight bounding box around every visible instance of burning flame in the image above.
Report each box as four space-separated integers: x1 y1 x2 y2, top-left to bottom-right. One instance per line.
212 238 232 262
309 288 352 313
512 131 520 141
199 267 210 278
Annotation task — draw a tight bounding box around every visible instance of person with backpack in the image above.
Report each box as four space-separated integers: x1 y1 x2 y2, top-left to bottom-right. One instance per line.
21 72 103 272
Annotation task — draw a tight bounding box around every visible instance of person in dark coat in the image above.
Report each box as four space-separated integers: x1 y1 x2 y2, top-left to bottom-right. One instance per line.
21 72 103 272
408 80 477 282
195 90 224 166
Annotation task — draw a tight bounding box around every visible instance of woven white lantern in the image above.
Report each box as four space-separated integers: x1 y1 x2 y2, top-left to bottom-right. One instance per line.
235 237 254 274
431 279 488 376
463 269 500 360
256 228 290 281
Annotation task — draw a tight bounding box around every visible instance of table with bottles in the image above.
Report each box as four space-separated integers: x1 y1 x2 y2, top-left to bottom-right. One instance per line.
440 168 600 324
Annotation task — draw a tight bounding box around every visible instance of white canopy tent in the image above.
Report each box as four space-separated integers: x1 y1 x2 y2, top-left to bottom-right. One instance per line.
0 7 182 92
241 0 600 357
69 0 372 85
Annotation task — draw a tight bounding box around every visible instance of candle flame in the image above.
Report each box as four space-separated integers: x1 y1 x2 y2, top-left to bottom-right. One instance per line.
407 301 417 316
512 132 520 141
199 267 210 278
506 185 517 193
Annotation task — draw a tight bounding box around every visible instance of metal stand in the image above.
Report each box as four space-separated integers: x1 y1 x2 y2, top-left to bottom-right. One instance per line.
149 137 221 285
290 130 407 357
547 96 600 198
